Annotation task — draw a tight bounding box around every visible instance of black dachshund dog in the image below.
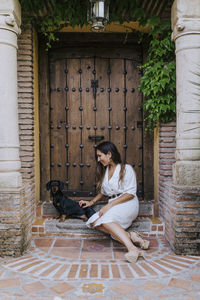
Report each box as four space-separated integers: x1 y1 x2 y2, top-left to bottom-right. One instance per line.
46 180 95 222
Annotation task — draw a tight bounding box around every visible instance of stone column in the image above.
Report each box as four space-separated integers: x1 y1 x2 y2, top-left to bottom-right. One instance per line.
0 0 22 190
171 0 200 185
167 0 200 255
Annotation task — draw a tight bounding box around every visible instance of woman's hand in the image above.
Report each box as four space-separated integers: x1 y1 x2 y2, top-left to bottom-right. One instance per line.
79 200 93 208
99 203 112 217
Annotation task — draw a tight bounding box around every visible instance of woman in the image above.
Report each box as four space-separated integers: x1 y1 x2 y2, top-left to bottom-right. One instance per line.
79 141 149 263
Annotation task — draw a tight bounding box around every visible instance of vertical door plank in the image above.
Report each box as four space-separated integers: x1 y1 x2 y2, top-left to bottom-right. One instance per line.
126 59 143 195
67 59 81 190
81 58 96 190
95 57 109 143
109 59 124 158
50 59 67 181
39 41 50 201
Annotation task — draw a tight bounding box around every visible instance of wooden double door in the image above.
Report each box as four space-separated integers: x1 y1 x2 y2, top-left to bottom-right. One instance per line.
49 52 143 197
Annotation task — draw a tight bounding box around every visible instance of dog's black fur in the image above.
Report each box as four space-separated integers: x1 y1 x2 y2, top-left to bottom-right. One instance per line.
46 180 95 221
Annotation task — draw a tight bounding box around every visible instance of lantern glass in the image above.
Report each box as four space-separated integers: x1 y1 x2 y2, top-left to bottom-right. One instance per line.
87 0 109 32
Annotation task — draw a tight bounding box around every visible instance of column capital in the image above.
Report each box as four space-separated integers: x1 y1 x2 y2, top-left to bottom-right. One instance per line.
0 0 21 35
171 0 200 41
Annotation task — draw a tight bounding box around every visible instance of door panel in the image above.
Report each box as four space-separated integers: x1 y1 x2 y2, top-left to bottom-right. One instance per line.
50 53 143 197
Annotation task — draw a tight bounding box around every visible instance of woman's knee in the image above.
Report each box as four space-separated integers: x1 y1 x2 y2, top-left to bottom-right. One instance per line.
95 225 104 230
101 222 115 229
95 224 110 235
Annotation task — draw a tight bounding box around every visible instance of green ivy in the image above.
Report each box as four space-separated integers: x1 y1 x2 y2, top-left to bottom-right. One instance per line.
19 0 89 48
19 0 148 48
138 19 176 131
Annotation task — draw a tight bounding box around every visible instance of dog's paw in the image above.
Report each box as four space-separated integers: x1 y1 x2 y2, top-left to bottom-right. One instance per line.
59 215 67 222
80 215 88 221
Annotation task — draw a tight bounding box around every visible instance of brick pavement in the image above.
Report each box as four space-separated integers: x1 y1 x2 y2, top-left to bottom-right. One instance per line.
0 235 200 299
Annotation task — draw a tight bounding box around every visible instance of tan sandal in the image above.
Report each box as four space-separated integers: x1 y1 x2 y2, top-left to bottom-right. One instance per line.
125 249 145 263
129 231 150 250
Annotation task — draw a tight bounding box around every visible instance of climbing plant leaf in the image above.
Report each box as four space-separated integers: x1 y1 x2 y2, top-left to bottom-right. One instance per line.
138 20 176 131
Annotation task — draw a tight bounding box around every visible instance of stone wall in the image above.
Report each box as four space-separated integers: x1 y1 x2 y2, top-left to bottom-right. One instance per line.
158 122 176 249
0 190 24 256
17 23 35 255
159 122 176 220
159 122 200 255
169 185 200 255
17 23 36 253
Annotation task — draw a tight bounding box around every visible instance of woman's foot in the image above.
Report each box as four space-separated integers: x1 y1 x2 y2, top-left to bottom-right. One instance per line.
125 248 144 263
129 232 150 250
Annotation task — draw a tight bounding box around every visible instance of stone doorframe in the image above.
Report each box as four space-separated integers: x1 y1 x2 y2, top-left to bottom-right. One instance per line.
0 0 199 256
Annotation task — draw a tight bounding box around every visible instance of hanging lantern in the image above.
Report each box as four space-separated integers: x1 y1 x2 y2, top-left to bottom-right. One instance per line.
87 0 109 32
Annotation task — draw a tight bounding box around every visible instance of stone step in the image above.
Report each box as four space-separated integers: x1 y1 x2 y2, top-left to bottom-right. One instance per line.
42 200 154 218
32 216 164 238
33 200 162 238
45 217 152 235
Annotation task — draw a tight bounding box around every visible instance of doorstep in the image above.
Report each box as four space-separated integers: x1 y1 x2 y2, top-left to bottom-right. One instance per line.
40 200 155 218
33 201 164 238
32 216 164 238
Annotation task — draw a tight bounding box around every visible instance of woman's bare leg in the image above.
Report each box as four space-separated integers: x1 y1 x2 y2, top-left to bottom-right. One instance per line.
94 223 145 263
95 222 137 252
95 224 129 242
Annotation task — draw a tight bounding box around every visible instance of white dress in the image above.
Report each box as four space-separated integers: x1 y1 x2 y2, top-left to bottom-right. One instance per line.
86 164 139 229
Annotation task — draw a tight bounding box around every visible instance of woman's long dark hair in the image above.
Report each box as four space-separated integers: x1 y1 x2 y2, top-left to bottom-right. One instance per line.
96 141 125 190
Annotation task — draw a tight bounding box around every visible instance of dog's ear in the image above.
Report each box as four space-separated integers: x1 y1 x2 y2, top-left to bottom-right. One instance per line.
46 181 51 191
59 181 64 191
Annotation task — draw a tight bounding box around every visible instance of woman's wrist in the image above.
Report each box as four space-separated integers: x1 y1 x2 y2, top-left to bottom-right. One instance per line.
90 193 102 206
108 201 113 207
